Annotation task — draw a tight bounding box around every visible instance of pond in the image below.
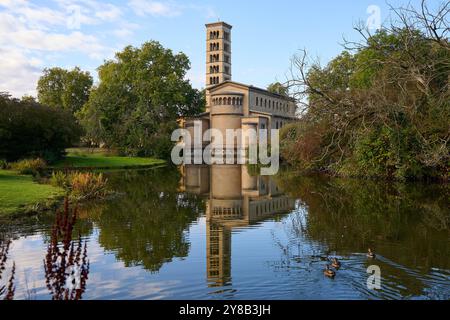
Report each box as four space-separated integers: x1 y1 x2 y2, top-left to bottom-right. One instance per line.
0 165 449 300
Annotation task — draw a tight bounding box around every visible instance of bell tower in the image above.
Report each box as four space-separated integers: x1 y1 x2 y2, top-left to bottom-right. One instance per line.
206 22 232 88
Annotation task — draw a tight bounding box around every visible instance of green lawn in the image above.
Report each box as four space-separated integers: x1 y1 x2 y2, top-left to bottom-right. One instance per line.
0 170 63 215
53 148 166 169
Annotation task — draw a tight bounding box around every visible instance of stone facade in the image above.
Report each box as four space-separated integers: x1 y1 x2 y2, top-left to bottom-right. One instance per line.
183 21 297 150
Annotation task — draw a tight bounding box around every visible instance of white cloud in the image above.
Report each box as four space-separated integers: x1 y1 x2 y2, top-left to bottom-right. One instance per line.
0 47 42 97
113 28 134 38
95 3 122 21
0 0 28 9
54 0 123 25
0 12 108 56
111 21 139 39
0 0 215 97
128 0 181 17
0 0 67 29
0 0 119 97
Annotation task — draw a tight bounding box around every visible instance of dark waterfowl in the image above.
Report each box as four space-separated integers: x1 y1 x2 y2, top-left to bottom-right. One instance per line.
324 265 336 278
331 258 341 269
367 248 376 259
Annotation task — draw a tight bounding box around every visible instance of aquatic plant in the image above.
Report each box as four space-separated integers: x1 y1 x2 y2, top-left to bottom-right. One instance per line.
43 199 90 300
51 171 109 201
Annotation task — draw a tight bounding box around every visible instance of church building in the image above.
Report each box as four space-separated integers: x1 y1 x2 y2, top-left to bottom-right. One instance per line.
183 21 297 149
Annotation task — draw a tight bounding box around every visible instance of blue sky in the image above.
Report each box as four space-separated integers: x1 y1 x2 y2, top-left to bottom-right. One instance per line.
0 0 426 97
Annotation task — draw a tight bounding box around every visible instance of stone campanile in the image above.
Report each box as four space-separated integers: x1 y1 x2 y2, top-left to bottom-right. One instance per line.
206 22 232 88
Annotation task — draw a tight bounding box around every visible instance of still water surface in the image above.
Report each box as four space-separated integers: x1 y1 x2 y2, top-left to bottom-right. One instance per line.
0 165 449 299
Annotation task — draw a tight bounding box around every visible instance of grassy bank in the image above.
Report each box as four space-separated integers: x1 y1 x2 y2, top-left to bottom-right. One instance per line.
0 170 63 216
53 148 166 170
1 149 165 216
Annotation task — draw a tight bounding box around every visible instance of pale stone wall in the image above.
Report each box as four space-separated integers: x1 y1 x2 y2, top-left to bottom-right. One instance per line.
206 22 232 87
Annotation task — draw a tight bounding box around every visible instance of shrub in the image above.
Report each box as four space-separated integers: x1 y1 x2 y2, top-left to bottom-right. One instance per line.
11 158 47 176
50 171 71 189
280 121 327 171
69 172 109 201
51 171 110 201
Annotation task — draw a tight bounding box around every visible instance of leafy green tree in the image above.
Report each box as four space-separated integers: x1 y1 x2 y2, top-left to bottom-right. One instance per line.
80 41 204 158
282 2 449 180
21 95 37 103
0 93 82 162
267 82 288 96
37 67 93 115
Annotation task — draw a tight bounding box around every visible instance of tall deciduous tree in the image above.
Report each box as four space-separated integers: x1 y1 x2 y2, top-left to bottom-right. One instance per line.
80 41 204 158
37 67 93 115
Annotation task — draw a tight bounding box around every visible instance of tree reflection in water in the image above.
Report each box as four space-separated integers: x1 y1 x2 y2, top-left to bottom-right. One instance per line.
82 168 204 272
44 199 89 300
273 172 450 299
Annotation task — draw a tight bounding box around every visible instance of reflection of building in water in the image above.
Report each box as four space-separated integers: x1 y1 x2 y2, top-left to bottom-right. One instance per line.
180 164 295 287
206 223 231 287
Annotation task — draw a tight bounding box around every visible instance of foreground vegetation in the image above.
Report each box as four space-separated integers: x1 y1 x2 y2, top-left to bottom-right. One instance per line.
281 2 449 180
0 170 63 215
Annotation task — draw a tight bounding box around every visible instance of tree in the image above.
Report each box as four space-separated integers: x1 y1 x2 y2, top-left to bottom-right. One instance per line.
93 168 202 272
21 95 37 103
282 0 449 180
0 93 82 162
267 82 289 96
80 41 204 158
37 67 93 115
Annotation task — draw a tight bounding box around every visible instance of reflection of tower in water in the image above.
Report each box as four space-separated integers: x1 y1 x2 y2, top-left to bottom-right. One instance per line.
206 223 231 287
180 164 295 287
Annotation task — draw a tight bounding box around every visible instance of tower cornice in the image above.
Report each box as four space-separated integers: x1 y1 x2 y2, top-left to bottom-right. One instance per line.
205 22 232 29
